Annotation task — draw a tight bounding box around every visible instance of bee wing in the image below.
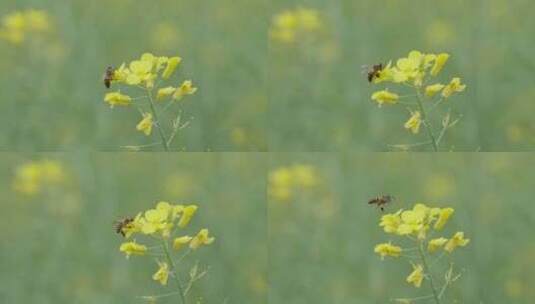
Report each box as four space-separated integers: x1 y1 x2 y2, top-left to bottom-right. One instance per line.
361 65 371 75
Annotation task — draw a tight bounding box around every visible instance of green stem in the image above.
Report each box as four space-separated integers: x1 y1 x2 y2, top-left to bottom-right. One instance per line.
161 239 187 304
415 90 438 152
146 89 169 151
417 241 440 304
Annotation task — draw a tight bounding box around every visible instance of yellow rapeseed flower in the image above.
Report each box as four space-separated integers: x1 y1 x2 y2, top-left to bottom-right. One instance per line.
442 78 466 98
444 231 470 252
371 90 399 106
425 84 445 97
162 56 182 79
178 205 198 228
404 111 422 134
379 210 402 233
374 242 402 259
140 207 169 235
173 80 197 100
157 86 176 100
190 228 215 250
433 208 454 230
173 236 192 251
406 264 424 288
428 237 448 253
104 92 131 108
119 241 147 258
136 113 153 136
431 53 450 76
152 261 169 285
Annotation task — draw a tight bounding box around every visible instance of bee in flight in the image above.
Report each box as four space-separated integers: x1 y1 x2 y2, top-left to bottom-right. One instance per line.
114 217 134 237
103 66 115 89
368 194 394 212
362 63 384 83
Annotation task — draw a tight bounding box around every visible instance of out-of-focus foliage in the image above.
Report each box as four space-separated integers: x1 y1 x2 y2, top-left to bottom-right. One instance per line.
0 153 267 303
269 153 535 303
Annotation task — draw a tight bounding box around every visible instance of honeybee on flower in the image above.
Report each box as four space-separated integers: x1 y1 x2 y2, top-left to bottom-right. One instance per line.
117 201 214 302
365 50 466 151
103 53 196 151
374 203 469 303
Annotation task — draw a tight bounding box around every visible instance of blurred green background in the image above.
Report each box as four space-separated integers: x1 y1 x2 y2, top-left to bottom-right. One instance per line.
269 153 535 303
0 0 268 151
0 153 267 303
269 0 535 151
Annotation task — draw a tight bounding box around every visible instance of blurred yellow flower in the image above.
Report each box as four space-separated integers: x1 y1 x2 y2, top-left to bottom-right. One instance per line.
119 241 147 258
190 229 215 250
433 208 454 230
406 264 424 288
442 78 466 98
270 7 323 44
162 56 182 79
104 91 131 108
430 53 450 76
295 8 321 31
173 236 192 251
444 232 470 252
13 160 66 195
152 261 169 285
292 164 319 187
425 20 454 47
371 90 399 106
0 9 52 45
173 80 197 100
136 113 153 136
268 164 320 202
425 84 445 97
428 237 448 253
157 86 176 100
374 242 402 259
178 205 198 228
379 211 402 233
404 111 421 134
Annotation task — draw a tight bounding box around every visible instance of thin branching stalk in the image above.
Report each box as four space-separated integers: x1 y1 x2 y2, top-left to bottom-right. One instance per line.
415 89 438 151
161 239 187 304
146 89 170 151
417 241 440 304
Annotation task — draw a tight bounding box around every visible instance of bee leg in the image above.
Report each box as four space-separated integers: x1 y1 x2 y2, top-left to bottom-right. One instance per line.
380 207 384 211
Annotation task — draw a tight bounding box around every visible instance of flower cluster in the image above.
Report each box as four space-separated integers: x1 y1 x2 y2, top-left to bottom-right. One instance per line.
12 160 66 195
368 50 466 151
0 9 52 45
268 164 320 202
103 53 196 150
374 203 469 300
270 7 323 44
118 201 214 289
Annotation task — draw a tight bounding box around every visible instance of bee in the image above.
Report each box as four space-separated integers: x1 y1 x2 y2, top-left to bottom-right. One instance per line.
362 63 384 83
103 66 114 89
114 217 133 237
368 194 393 212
